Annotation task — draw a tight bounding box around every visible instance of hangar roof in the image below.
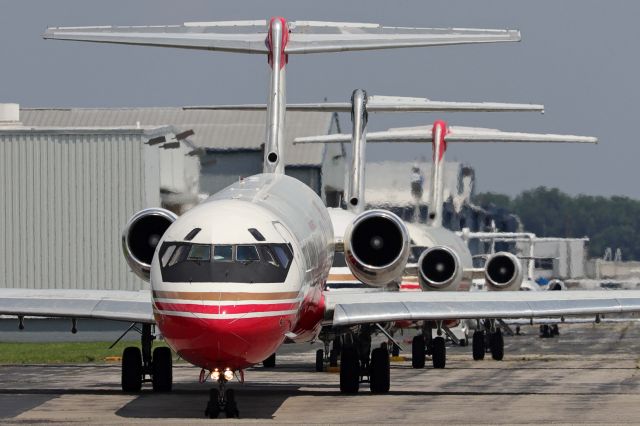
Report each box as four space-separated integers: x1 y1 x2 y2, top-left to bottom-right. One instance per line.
19 107 335 166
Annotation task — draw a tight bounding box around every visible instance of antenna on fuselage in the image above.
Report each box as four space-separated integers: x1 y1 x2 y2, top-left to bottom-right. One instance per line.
44 18 524 175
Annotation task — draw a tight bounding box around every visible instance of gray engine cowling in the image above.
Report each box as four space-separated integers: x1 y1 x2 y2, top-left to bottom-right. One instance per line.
121 208 177 281
343 209 410 287
484 252 523 291
417 246 464 291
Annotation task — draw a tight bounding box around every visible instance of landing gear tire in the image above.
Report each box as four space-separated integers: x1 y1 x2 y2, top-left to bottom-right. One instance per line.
152 347 173 392
369 347 390 394
224 389 240 418
121 346 143 392
432 336 446 369
262 353 276 368
490 329 504 361
411 335 426 369
205 389 221 419
315 349 324 372
339 346 360 394
472 331 485 361
552 324 560 337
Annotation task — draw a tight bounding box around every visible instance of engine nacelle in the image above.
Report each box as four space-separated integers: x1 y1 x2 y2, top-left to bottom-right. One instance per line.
418 246 463 291
343 209 410 287
122 207 177 281
484 252 523 291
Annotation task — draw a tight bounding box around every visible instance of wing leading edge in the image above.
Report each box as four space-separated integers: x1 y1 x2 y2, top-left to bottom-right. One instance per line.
0 289 154 324
324 290 640 327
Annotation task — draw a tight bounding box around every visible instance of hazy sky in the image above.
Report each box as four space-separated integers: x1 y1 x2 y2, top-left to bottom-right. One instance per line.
1 1 638 197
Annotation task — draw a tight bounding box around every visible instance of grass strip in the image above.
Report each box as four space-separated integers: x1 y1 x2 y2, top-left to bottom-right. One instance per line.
0 341 170 364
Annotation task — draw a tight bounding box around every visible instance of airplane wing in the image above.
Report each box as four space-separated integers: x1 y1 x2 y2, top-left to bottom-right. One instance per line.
294 125 598 144
0 289 154 324
43 21 520 54
323 290 640 326
184 96 544 113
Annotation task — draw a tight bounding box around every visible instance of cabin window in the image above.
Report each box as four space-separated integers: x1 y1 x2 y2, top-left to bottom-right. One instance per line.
236 245 260 262
213 245 233 261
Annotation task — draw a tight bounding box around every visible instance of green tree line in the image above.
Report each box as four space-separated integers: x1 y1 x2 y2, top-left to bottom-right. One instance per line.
474 187 640 260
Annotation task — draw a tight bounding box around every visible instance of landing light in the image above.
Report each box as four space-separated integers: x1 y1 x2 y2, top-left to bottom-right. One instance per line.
224 368 234 381
210 368 220 381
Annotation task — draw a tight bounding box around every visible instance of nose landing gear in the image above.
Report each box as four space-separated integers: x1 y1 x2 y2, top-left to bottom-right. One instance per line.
205 376 240 419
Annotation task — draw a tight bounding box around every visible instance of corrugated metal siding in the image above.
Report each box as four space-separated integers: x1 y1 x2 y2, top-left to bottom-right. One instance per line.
21 108 332 166
0 130 159 290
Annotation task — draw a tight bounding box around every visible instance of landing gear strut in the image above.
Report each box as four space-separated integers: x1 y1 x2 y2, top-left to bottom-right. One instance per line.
121 323 173 392
205 378 239 419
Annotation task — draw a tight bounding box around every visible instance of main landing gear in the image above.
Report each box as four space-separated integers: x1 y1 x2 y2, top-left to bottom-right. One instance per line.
205 376 239 419
471 320 504 361
411 322 446 369
121 324 172 392
339 328 390 394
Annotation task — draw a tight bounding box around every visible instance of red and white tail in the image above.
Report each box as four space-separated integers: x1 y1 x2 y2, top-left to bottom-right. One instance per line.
44 17 522 175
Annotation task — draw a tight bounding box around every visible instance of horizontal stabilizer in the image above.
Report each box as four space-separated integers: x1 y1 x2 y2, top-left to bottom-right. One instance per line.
294 125 597 144
186 96 544 113
44 21 520 54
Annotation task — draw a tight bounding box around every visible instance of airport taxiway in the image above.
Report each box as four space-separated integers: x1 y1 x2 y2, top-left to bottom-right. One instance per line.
1 322 640 424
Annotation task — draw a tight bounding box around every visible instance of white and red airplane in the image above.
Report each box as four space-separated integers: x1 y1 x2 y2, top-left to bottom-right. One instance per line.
1 17 638 419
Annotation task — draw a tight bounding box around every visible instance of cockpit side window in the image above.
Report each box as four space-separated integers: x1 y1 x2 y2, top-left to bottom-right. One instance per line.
236 245 260 262
213 245 233 261
272 245 291 269
167 245 189 267
161 244 177 267
260 246 280 267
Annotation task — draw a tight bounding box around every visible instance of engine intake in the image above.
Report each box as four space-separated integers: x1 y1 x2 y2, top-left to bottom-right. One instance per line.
344 209 410 287
122 208 177 281
484 252 523 291
418 246 463 291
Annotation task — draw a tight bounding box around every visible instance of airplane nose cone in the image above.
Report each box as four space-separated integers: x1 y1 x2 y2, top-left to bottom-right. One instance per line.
156 311 292 370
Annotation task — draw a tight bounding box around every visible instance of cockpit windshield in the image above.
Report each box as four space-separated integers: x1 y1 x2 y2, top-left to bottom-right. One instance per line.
159 242 293 283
